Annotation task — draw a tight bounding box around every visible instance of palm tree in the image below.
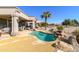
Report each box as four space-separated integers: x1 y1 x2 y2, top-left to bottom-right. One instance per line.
41 11 51 30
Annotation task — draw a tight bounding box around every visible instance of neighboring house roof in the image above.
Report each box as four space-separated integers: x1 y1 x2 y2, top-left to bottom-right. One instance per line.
36 20 43 23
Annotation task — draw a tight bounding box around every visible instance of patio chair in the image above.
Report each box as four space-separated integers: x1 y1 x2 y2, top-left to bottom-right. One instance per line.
1 27 10 33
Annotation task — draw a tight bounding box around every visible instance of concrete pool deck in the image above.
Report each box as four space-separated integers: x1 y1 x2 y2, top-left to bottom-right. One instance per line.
0 30 74 52
0 31 56 52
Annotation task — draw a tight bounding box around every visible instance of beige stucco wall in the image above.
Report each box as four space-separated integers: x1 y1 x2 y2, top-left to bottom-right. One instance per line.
0 7 16 15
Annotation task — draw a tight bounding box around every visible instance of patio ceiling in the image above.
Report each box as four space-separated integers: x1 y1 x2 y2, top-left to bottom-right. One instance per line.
0 15 11 20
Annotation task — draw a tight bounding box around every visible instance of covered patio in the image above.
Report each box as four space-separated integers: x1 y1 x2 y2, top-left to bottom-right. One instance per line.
0 7 36 36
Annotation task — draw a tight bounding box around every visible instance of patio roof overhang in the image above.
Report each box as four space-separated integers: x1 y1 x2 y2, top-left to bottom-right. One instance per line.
0 7 36 21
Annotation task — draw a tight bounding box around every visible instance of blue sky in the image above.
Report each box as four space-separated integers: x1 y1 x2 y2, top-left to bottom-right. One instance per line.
17 6 79 24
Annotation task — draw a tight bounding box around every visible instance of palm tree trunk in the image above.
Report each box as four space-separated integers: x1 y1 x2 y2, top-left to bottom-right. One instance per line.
45 18 47 30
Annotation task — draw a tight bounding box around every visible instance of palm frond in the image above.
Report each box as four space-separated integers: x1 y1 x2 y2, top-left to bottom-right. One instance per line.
46 11 50 14
48 13 51 17
41 15 44 18
41 11 51 19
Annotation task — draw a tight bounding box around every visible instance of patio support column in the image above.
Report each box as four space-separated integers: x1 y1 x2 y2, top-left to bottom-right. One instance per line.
32 21 35 29
27 22 29 26
7 19 9 27
11 15 19 36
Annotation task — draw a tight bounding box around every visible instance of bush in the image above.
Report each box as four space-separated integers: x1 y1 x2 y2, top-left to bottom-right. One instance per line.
73 30 79 36
73 29 79 44
76 34 79 44
49 29 54 32
51 43 57 47
37 22 48 27
57 26 64 31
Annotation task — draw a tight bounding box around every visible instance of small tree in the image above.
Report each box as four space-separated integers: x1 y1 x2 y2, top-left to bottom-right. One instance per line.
73 19 79 26
62 19 70 27
62 19 79 26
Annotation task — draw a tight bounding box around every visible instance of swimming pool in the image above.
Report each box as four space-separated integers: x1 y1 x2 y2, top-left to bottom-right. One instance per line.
31 31 57 42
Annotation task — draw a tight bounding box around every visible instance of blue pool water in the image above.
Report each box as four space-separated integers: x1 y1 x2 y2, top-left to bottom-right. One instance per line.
31 31 57 42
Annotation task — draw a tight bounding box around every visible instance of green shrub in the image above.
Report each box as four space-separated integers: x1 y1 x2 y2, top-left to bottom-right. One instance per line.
38 22 48 27
73 30 79 36
57 26 64 31
49 29 54 32
73 29 79 44
51 43 57 47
